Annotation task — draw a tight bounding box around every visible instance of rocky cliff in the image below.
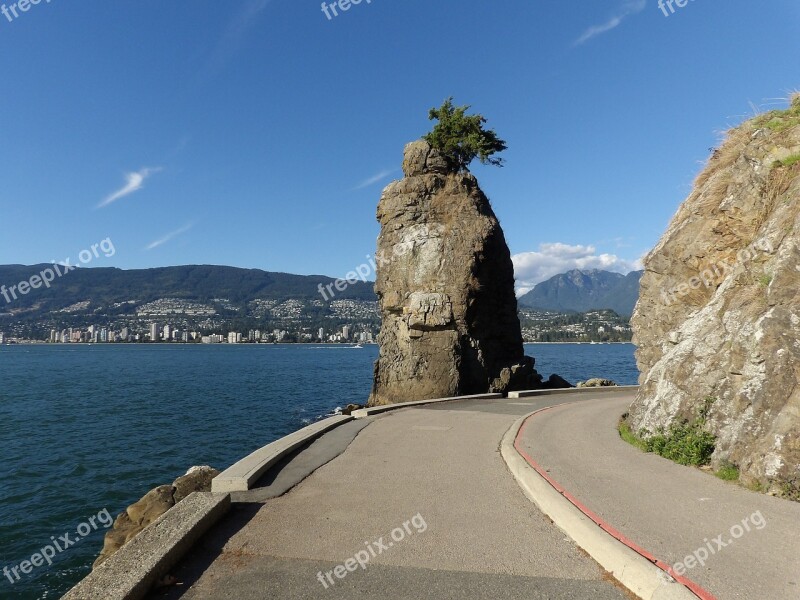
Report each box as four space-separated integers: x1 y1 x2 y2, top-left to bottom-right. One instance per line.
629 96 800 497
369 140 540 406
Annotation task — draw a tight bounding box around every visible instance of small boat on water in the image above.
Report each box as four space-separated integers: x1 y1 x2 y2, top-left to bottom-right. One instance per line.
352 343 363 349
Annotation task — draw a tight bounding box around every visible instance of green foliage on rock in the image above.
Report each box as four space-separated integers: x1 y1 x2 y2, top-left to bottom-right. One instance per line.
619 397 717 467
780 153 800 168
642 397 717 466
644 422 716 466
753 99 800 133
618 416 648 451
715 461 740 481
423 97 507 171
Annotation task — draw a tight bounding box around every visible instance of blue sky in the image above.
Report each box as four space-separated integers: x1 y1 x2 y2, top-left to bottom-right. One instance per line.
1 0 798 293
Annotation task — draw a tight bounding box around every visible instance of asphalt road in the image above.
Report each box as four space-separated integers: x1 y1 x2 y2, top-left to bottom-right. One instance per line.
150 395 630 600
517 395 800 600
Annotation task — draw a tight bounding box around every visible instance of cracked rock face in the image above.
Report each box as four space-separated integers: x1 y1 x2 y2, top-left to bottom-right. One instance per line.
629 106 800 495
369 140 540 406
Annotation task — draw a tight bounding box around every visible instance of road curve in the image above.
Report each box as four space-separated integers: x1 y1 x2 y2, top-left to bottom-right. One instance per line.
517 396 800 600
150 395 630 600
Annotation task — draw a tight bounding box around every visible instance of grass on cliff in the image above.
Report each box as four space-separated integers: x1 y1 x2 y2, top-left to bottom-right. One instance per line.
780 479 800 502
618 419 648 452
695 95 800 193
753 95 800 133
619 399 717 467
779 153 800 168
715 461 740 481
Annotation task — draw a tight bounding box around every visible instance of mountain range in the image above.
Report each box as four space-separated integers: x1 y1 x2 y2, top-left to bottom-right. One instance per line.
0 264 373 312
517 269 643 316
0 264 641 323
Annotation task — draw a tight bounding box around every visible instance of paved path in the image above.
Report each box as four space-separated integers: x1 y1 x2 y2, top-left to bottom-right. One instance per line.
150 396 630 600
518 395 800 600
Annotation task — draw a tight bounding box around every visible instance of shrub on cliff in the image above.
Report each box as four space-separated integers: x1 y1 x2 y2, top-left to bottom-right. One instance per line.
423 97 507 171
644 420 716 466
642 397 716 466
619 398 717 467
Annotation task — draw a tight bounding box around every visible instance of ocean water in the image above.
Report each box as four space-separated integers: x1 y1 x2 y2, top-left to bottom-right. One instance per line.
0 343 637 599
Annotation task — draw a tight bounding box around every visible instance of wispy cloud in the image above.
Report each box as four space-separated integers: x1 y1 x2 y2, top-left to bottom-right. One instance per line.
205 0 273 75
352 168 399 191
574 0 646 46
145 222 195 251
98 167 161 208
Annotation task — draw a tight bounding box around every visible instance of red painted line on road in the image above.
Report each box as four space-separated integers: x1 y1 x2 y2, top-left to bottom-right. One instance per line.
513 404 718 600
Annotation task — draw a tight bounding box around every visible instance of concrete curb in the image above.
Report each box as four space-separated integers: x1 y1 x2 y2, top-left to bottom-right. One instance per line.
212 415 354 493
62 492 231 600
351 393 504 419
508 385 639 398
500 408 707 600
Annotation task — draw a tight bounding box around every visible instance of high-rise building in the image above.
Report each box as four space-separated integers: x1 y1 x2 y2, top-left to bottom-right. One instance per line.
150 323 160 342
318 328 324 341
342 325 350 340
163 325 172 341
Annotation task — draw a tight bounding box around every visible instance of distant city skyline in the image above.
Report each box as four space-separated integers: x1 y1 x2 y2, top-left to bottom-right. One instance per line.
1 1 798 291
43 322 373 345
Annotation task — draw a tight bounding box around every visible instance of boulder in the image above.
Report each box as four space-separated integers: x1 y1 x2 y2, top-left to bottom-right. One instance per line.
173 466 221 503
576 378 617 388
125 485 175 527
93 466 219 568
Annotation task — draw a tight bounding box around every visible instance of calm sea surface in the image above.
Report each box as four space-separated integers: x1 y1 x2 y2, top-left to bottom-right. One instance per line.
0 343 637 598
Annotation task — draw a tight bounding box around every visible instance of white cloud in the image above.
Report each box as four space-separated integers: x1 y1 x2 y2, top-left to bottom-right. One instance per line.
145 222 194 251
98 167 161 208
352 168 399 191
512 242 643 295
574 0 646 46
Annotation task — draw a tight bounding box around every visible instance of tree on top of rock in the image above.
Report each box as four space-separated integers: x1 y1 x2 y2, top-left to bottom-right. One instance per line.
423 98 507 171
